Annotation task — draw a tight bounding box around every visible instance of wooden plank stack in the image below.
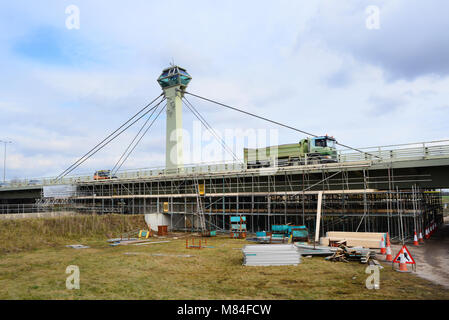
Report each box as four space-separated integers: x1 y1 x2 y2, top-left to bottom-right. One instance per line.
320 231 386 249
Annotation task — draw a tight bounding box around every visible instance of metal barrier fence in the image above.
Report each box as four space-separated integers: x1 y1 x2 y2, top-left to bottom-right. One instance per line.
338 139 449 162
1 139 449 189
0 204 71 214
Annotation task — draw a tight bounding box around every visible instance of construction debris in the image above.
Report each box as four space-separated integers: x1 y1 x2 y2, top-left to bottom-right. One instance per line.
294 243 335 256
124 252 194 258
370 259 384 269
201 230 217 237
65 244 90 249
325 243 376 263
242 244 302 266
132 240 171 246
109 239 156 246
185 238 214 249
107 238 137 242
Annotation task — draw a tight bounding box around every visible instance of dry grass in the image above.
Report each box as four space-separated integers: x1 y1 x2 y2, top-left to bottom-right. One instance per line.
0 214 146 254
0 215 448 300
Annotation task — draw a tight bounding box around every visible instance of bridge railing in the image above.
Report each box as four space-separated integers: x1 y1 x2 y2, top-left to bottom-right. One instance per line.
0 204 69 215
338 139 449 163
0 160 246 188
1 139 449 189
110 160 245 180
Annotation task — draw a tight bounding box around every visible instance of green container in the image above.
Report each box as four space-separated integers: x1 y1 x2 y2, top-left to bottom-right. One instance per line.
292 230 308 238
289 225 307 233
272 225 289 233
230 216 246 222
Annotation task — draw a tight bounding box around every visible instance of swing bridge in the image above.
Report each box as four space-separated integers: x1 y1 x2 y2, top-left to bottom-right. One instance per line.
1 65 449 242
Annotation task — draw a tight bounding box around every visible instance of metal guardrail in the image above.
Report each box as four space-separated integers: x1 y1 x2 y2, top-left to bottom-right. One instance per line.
339 145 449 162
0 204 70 214
1 139 449 189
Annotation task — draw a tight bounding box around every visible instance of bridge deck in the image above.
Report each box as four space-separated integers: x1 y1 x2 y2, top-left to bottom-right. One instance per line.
1 139 449 190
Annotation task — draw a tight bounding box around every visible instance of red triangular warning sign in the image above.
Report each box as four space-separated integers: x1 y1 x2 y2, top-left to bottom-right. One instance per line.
393 245 416 264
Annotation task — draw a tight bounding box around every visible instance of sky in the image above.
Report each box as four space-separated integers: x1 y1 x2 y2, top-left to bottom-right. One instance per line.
0 1 448 180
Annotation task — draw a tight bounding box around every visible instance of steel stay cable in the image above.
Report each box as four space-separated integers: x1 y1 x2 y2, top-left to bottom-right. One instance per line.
183 91 380 159
56 94 163 180
183 97 237 160
57 96 165 180
60 98 164 179
183 97 239 162
111 101 162 174
182 97 240 162
112 102 167 175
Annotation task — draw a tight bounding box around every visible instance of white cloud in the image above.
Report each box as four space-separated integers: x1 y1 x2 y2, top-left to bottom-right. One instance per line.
0 1 448 180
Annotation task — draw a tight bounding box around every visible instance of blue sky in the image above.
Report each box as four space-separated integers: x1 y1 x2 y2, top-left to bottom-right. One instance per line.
0 1 448 179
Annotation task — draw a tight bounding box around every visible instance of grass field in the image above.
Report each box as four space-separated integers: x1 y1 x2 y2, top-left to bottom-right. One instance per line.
0 215 448 300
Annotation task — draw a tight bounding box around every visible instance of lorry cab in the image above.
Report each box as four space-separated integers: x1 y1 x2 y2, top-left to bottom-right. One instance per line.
307 135 338 162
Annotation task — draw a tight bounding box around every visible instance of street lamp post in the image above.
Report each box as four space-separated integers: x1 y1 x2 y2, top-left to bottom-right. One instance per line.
0 140 12 183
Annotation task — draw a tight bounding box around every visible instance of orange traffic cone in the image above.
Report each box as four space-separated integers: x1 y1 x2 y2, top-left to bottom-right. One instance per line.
425 227 429 239
380 236 386 254
399 252 408 272
413 231 419 246
385 243 393 262
418 230 424 244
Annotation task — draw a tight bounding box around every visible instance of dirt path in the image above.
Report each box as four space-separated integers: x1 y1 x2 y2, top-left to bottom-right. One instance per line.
390 217 449 289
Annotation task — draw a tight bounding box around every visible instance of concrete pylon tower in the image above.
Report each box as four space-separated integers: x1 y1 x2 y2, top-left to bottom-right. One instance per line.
157 65 192 170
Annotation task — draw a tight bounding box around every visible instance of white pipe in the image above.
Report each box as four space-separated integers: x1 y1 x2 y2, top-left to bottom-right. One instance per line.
315 191 323 243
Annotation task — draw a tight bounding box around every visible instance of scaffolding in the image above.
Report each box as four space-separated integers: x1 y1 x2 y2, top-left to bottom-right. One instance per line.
68 165 443 242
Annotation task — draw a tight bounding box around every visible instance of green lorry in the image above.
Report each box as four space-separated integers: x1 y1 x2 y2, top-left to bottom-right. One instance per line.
244 135 338 168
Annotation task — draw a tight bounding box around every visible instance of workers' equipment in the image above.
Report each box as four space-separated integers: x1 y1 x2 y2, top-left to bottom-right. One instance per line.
138 230 151 239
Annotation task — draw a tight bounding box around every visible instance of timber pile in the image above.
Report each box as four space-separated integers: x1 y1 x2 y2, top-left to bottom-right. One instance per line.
320 231 386 249
325 243 376 263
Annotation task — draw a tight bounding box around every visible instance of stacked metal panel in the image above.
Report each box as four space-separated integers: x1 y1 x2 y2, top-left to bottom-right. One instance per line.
294 243 335 256
242 244 301 266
